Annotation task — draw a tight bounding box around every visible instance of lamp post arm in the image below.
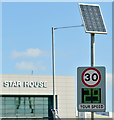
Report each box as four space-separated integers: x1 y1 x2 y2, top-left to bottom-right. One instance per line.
54 24 83 30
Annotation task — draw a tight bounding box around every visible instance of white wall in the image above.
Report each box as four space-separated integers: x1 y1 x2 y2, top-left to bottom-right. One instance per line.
0 74 76 118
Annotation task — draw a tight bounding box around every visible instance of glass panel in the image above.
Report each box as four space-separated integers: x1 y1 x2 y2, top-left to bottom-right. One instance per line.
1 96 53 118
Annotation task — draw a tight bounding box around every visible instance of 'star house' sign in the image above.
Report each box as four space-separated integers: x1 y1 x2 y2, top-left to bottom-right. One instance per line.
3 81 47 88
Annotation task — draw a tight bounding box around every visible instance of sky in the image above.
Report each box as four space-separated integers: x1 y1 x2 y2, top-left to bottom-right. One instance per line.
1 2 112 112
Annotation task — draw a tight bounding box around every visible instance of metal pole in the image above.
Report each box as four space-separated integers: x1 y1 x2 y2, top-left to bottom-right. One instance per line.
52 25 83 119
91 33 95 67
91 33 95 120
52 27 55 118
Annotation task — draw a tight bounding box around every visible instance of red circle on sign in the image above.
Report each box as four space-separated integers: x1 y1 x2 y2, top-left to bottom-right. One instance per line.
82 67 101 87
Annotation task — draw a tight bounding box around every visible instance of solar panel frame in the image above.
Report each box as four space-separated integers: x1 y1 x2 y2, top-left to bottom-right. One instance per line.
79 3 107 34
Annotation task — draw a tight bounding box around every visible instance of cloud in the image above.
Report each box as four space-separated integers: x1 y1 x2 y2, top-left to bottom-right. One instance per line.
15 61 46 72
12 48 49 59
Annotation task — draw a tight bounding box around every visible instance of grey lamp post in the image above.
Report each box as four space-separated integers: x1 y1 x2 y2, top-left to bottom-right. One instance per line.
52 24 83 118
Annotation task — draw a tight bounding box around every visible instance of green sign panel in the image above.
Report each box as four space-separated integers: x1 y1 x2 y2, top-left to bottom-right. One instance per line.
77 67 106 112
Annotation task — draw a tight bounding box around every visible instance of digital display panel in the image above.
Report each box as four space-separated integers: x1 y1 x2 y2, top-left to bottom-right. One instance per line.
82 88 101 103
79 4 107 34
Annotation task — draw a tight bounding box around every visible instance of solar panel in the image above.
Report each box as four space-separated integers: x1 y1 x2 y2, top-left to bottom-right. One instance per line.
79 3 107 34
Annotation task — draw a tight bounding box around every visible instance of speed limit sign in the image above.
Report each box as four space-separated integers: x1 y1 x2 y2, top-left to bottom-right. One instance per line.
82 68 101 87
77 67 106 112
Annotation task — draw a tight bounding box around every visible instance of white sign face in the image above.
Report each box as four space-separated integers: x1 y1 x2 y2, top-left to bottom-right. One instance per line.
82 68 101 87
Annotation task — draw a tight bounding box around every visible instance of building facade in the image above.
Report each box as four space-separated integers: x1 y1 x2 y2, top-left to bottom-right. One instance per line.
0 74 76 119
